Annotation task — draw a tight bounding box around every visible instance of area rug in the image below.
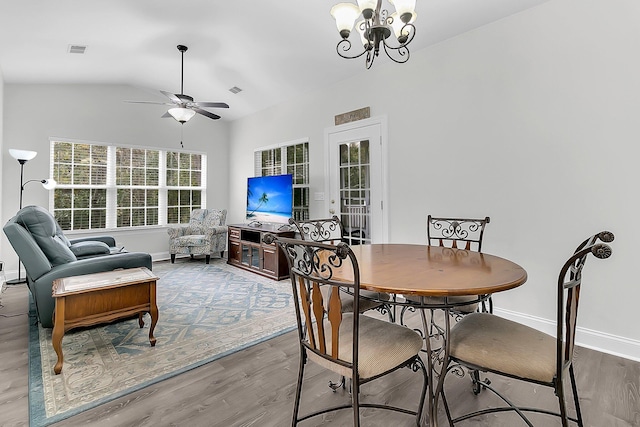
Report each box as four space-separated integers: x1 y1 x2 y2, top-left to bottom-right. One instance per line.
28 258 297 426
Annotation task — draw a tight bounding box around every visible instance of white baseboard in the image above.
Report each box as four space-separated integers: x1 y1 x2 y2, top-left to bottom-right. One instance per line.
494 307 640 363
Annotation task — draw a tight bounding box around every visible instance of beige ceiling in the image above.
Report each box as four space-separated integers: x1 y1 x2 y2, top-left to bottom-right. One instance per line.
0 0 550 121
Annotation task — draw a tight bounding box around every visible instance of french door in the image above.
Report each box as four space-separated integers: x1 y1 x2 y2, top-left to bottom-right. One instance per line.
325 116 388 244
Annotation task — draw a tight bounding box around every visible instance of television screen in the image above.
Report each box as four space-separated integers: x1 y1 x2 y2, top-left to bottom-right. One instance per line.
246 174 293 224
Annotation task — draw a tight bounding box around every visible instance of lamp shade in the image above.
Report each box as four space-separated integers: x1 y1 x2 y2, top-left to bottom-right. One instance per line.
389 0 416 22
42 179 57 190
9 149 37 162
331 3 361 37
356 0 377 14
168 107 196 123
390 11 416 40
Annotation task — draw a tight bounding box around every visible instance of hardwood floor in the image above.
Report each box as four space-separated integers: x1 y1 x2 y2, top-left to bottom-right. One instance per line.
1 282 639 427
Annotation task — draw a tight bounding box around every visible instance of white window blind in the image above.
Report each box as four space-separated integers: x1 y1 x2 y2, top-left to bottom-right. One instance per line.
50 139 206 231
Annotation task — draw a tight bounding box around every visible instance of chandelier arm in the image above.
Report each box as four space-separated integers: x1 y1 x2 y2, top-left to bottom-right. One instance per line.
365 49 375 69
381 40 411 64
400 23 416 45
336 39 369 60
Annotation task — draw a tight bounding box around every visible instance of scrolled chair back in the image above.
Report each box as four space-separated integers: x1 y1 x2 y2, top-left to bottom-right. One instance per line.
289 216 344 243
558 230 614 370
427 215 490 251
264 233 359 366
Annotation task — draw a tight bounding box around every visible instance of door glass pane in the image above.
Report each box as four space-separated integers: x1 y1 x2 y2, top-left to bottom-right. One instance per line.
251 246 260 268
338 141 371 245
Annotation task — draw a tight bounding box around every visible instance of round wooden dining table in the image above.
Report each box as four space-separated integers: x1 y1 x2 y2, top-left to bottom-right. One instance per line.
340 244 528 426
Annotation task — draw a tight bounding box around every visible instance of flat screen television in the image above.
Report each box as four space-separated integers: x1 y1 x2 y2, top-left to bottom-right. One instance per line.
246 174 293 224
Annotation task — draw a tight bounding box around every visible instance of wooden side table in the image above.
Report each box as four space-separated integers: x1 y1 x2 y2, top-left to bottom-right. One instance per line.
51 267 159 374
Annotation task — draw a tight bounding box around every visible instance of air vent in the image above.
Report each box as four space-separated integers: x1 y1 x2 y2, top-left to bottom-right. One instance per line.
229 86 243 94
68 45 87 54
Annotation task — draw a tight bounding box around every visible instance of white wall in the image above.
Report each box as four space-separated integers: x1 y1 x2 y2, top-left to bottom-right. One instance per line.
1 84 230 270
0 66 5 290
229 0 640 359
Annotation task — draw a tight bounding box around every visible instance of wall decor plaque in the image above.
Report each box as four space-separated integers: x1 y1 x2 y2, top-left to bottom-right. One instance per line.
335 107 370 126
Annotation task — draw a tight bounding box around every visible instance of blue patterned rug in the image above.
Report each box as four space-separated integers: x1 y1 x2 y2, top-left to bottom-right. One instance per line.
28 258 296 426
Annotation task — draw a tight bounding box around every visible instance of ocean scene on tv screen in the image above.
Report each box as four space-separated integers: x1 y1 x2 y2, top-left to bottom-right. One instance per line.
246 174 293 224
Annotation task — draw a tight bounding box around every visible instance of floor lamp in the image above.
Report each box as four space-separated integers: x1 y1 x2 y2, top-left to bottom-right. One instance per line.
6 149 57 285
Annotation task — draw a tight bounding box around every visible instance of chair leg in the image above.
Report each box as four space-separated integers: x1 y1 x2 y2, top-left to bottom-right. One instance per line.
352 373 360 427
220 250 225 258
557 375 570 427
170 254 176 263
292 350 306 427
569 365 584 427
205 255 210 264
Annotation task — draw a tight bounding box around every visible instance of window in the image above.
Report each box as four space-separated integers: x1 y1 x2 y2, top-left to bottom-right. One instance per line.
166 151 204 224
254 139 309 221
51 140 206 231
116 147 159 228
52 142 108 230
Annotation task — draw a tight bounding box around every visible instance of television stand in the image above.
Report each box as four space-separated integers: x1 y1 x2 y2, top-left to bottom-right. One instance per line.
227 223 295 280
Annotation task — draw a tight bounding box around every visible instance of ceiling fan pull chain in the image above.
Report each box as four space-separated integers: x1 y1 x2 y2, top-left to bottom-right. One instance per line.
180 123 184 148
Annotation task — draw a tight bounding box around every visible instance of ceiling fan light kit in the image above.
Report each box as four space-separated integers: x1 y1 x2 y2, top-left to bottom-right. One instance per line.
125 44 229 123
168 107 196 123
331 0 416 69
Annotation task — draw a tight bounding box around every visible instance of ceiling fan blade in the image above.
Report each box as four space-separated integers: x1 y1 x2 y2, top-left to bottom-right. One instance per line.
194 102 229 109
124 100 174 105
161 111 172 118
160 90 182 104
193 108 221 120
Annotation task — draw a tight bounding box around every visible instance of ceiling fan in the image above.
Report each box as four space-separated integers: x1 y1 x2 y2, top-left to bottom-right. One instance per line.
126 45 229 122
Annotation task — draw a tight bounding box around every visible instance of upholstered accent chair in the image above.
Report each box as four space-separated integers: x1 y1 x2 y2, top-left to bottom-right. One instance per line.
3 205 152 328
168 208 227 264
264 234 427 427
437 231 614 427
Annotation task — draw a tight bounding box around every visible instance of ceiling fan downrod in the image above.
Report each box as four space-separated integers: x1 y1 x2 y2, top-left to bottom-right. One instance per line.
177 44 188 96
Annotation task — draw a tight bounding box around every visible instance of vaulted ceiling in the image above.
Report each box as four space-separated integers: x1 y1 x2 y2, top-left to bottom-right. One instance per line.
0 0 550 121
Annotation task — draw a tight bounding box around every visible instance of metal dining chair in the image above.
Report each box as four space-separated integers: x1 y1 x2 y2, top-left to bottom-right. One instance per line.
264 234 428 427
401 217 491 331
289 216 393 321
436 231 614 427
400 215 491 394
289 216 394 392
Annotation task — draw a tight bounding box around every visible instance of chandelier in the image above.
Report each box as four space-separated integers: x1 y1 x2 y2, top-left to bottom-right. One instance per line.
330 0 417 69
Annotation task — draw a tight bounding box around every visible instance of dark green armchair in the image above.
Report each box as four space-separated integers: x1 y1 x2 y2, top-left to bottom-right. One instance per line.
3 205 152 328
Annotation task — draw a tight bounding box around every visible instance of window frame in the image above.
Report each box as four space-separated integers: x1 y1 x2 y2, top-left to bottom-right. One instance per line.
49 138 207 232
253 138 309 221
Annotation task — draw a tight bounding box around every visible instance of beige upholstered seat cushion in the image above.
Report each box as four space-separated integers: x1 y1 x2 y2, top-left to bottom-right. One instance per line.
449 313 557 384
405 295 479 313
307 313 423 380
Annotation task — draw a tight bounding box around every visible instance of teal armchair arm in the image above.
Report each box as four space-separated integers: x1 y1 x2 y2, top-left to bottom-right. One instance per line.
69 235 116 247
